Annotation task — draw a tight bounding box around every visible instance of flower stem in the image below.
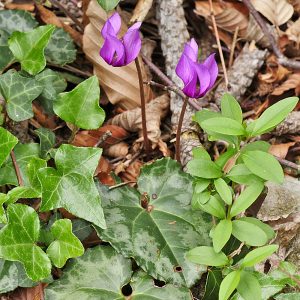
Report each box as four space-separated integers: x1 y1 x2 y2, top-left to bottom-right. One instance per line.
175 96 189 164
135 58 150 160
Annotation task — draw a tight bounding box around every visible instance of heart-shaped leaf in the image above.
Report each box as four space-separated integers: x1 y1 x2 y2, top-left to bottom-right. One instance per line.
34 127 56 158
96 158 211 287
0 70 43 121
9 25 55 75
38 144 106 229
54 76 105 129
0 127 18 167
0 204 51 281
0 30 14 71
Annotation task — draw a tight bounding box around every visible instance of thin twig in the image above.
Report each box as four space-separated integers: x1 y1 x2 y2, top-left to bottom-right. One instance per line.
208 0 229 89
242 0 300 69
109 181 137 190
94 130 112 147
275 156 300 172
229 26 239 68
48 0 84 32
175 96 189 163
229 242 245 259
144 80 185 100
10 150 24 186
135 58 150 160
47 63 92 78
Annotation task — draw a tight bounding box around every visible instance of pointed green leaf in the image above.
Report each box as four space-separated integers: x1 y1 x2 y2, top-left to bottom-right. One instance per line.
198 194 226 219
219 270 241 300
46 219 84 268
193 110 221 124
203 269 223 300
38 144 106 228
0 127 18 167
96 0 121 11
230 182 264 217
187 246 229 267
187 159 222 179
192 146 211 160
54 76 105 129
237 270 262 300
239 217 275 240
9 25 55 75
215 147 236 168
0 204 51 281
221 94 243 123
0 193 7 223
213 220 232 253
27 157 47 193
192 191 211 209
240 141 271 154
0 70 43 121
227 164 263 185
193 178 211 193
6 186 39 204
0 30 14 71
242 150 284 183
34 127 56 158
214 178 232 205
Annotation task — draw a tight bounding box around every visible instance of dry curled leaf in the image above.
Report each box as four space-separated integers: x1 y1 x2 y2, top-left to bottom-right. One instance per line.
104 141 129 158
269 142 296 158
288 0 300 14
119 160 143 182
252 0 294 26
286 18 300 47
130 0 154 23
271 72 300 96
83 0 153 110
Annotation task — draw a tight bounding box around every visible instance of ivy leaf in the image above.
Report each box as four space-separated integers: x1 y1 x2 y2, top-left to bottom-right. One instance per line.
9 25 55 75
6 186 40 204
203 269 223 300
54 76 105 129
45 246 192 299
96 0 121 11
38 144 106 228
0 143 40 186
72 219 93 241
0 30 14 71
96 158 211 287
0 193 7 223
0 204 51 281
0 127 18 167
0 70 43 121
45 28 77 66
27 157 47 194
46 219 84 268
34 127 56 158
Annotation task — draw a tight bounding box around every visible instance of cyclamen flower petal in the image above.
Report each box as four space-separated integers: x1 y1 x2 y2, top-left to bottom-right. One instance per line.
100 13 142 67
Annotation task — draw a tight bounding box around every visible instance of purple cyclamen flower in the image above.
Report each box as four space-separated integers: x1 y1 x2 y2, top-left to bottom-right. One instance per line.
100 12 142 67
176 38 218 98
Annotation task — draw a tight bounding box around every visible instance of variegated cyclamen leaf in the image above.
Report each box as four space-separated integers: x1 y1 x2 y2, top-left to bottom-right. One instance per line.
0 127 18 167
0 204 51 281
96 158 211 288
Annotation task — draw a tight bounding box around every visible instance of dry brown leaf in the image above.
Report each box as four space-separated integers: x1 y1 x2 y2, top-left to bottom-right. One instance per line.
288 0 300 14
104 142 129 158
96 156 115 185
83 0 153 110
119 160 143 182
5 3 34 11
32 103 58 130
157 139 171 157
130 0 154 23
272 72 300 95
8 283 45 300
269 142 296 158
108 94 169 145
252 0 294 26
286 18 300 47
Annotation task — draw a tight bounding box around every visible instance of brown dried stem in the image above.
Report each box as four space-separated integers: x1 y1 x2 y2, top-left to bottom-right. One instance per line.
10 150 24 186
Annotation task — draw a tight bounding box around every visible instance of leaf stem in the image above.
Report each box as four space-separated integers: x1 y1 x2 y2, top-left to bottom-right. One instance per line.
68 126 79 144
135 58 150 160
10 150 24 186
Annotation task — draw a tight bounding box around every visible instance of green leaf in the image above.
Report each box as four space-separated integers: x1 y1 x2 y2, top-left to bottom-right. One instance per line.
0 193 7 223
0 10 38 34
0 204 51 281
240 141 271 153
0 127 18 167
45 28 76 65
246 97 298 136
72 219 93 241
221 94 243 123
201 117 245 136
193 110 221 124
34 127 56 158
187 159 222 179
198 194 226 219
219 270 241 300
96 158 211 287
213 220 232 253
187 246 229 267
232 219 269 246
215 147 236 168
227 164 263 185
193 178 211 193
9 25 55 75
0 70 43 121
275 293 300 300
0 30 14 71
38 144 106 228
237 271 261 300
203 269 223 300
46 219 84 268
229 182 264 217
192 191 211 209
96 0 121 11
27 157 47 193
45 246 192 299
239 217 275 240
54 76 105 129
214 178 232 205
192 146 211 160
6 186 39 204
241 245 279 268
242 150 284 183
0 143 40 186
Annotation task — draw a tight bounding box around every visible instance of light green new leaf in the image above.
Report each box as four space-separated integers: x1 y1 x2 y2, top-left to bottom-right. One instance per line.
192 147 211 160
214 178 232 205
230 181 264 217
219 270 241 300
45 246 192 300
96 158 211 287
47 219 84 268
242 150 284 183
241 245 279 268
192 191 211 210
27 157 47 194
0 127 18 167
187 159 222 179
221 94 243 123
38 144 106 228
187 246 229 267
237 271 261 300
0 30 14 71
198 194 226 219
0 204 51 281
34 127 56 158
213 220 232 253
54 76 105 129
193 110 221 124
9 25 55 75
193 178 211 193
96 0 121 11
0 70 43 121
45 28 76 65
227 164 263 185
246 97 298 136
6 186 39 204
240 141 271 154
0 193 7 223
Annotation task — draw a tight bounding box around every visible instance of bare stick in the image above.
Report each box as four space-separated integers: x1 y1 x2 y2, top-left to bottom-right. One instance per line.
94 130 112 147
135 58 150 160
229 26 239 68
242 0 300 69
275 156 300 172
10 150 24 186
175 96 189 163
208 0 229 88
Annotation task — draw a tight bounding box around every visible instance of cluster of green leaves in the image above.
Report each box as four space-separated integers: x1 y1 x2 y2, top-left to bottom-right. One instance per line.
186 94 299 300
